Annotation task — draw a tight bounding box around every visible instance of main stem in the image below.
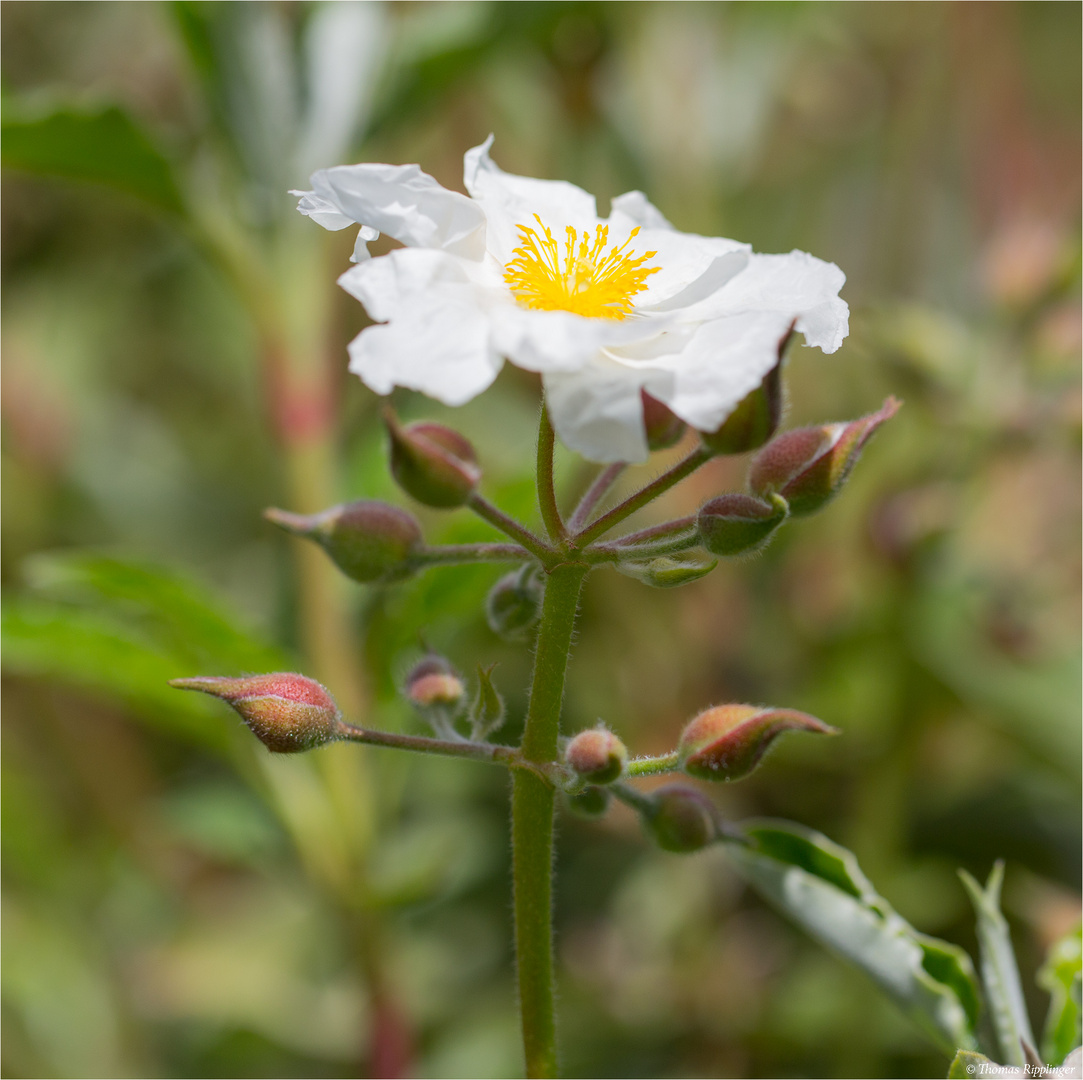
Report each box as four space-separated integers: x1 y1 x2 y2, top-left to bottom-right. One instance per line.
513 561 587 1078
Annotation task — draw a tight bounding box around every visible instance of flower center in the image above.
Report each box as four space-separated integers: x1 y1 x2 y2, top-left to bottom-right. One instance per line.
504 215 659 320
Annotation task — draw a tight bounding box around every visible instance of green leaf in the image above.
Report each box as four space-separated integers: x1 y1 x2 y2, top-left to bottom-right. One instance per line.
2 102 187 217
959 863 1036 1067
729 819 981 1054
1037 923 1082 1065
946 1050 1017 1078
469 663 505 741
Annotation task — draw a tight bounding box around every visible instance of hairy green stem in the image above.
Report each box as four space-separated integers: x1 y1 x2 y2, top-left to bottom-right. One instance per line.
567 462 626 532
574 446 714 547
586 530 702 564
610 515 697 546
624 751 681 778
536 407 567 544
412 543 533 567
513 562 588 1078
468 493 555 562
335 721 517 765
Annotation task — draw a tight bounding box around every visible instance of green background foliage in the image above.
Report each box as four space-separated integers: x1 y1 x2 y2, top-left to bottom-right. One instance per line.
2 3 1079 1077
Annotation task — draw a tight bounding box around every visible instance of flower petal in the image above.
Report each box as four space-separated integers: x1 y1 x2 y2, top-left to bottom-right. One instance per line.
300 163 487 257
543 360 652 463
347 298 502 407
464 136 599 263
609 190 675 231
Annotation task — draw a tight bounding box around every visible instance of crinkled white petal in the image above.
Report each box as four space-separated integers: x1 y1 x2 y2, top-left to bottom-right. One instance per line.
543 360 652 463
464 136 599 264
339 247 494 322
351 225 379 262
609 190 675 231
635 310 798 432
292 188 356 231
301 163 487 257
676 250 850 352
347 298 502 407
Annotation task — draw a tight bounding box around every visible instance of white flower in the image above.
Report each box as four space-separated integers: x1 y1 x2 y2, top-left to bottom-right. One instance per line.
294 137 848 463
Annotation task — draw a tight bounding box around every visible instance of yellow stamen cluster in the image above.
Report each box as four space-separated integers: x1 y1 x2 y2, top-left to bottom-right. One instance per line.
504 215 659 320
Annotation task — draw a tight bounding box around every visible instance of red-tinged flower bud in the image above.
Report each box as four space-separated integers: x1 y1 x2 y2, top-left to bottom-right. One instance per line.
617 554 718 589
748 397 901 517
565 785 611 818
385 409 481 508
265 500 422 584
405 656 465 707
678 703 838 782
698 492 788 557
641 391 686 451
565 727 628 785
700 336 788 455
645 785 718 853
169 673 341 753
485 564 544 641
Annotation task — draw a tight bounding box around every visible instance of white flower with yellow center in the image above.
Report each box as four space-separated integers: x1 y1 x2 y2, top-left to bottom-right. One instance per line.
295 137 849 463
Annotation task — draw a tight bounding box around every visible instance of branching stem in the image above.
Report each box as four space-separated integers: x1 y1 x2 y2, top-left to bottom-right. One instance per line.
568 462 626 532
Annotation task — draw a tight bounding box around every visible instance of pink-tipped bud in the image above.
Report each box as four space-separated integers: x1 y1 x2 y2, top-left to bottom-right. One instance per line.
701 336 788 455
385 409 481 508
678 704 837 782
698 492 788 556
645 785 718 852
565 728 628 785
265 500 422 584
405 656 465 707
169 673 341 753
641 391 686 451
748 397 901 517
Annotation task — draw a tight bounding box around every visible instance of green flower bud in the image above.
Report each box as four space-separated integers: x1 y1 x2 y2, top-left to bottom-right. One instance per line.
697 492 788 556
644 785 718 853
678 703 837 782
265 500 422 583
564 727 628 785
748 397 901 517
405 656 465 708
641 391 686 451
565 786 611 819
485 564 544 640
616 554 718 588
169 673 341 753
469 662 505 739
700 336 788 455
385 409 481 508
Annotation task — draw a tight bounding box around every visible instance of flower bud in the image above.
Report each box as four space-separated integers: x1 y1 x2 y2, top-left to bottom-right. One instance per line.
405 656 465 708
169 673 341 753
265 500 422 583
385 409 481 508
469 663 505 739
697 492 788 557
616 554 718 588
565 727 628 785
565 785 611 819
641 391 686 451
644 785 717 853
485 564 544 641
700 342 786 455
678 704 837 782
748 397 901 517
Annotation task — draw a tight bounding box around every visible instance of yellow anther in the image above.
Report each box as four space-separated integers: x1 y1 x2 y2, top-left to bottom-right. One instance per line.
504 214 659 319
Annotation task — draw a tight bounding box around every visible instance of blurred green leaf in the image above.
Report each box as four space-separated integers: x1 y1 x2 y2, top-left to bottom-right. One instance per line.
959 863 1036 1067
2 102 186 217
947 1050 1010 1078
729 819 981 1054
1036 923 1081 1065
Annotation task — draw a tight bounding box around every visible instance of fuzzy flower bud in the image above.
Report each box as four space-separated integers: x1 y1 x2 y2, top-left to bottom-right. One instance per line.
485 564 544 641
641 391 687 451
748 397 901 517
565 786 611 819
169 673 341 753
678 704 837 782
565 727 628 785
698 492 788 557
700 340 787 455
616 554 718 589
645 785 718 853
405 656 465 708
385 409 481 508
265 500 422 584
